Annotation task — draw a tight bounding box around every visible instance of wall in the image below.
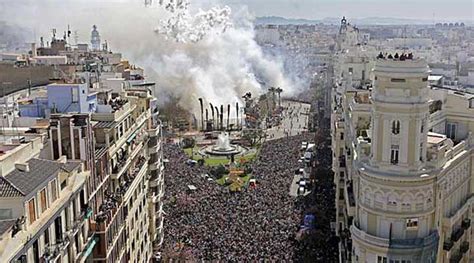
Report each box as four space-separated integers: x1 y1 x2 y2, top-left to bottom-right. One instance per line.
0 63 53 96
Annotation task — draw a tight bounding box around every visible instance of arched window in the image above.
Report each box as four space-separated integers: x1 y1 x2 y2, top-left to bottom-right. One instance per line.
392 120 400 134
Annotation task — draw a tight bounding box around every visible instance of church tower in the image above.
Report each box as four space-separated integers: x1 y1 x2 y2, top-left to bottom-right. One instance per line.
91 25 101 51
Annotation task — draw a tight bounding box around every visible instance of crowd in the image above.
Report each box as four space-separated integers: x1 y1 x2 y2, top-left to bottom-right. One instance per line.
162 131 338 262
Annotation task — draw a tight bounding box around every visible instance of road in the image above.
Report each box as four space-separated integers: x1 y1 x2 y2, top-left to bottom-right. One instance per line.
266 100 311 140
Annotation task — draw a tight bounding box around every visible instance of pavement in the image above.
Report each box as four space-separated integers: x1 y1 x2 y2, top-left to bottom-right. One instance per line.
265 100 311 141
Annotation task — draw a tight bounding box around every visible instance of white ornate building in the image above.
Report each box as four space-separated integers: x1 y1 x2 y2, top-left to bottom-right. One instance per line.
332 19 473 263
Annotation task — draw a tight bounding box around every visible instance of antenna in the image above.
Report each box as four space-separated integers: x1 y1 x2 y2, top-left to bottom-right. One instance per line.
73 31 79 46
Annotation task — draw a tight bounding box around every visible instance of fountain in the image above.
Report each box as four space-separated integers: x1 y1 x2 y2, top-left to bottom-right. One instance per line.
204 132 243 156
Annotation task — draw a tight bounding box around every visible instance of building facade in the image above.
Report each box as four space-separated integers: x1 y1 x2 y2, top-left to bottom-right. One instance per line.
331 24 474 263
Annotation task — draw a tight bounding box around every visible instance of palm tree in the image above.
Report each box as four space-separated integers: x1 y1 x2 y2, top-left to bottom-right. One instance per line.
205 109 209 131
198 98 204 131
227 104 231 130
268 87 276 111
215 106 219 130
220 105 224 130
235 102 239 130
210 103 214 130
275 87 283 108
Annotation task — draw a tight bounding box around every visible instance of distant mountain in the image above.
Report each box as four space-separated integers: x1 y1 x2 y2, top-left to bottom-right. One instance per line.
254 16 321 26
255 16 472 26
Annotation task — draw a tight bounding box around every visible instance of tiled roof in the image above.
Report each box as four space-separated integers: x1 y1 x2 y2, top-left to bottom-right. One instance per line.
94 121 116 129
61 161 81 173
95 147 108 159
5 159 80 197
0 177 24 197
0 220 16 236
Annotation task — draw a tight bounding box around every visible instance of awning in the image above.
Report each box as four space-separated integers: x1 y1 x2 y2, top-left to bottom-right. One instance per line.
82 237 98 258
127 132 137 144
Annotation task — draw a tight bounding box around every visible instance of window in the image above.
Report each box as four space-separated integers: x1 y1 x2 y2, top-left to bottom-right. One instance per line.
391 78 406 82
348 67 353 74
340 132 344 140
28 198 37 224
362 70 366 80
392 120 400 134
0 209 13 220
406 218 419 229
419 143 423 161
391 145 399 164
378 256 388 263
420 122 424 133
72 88 79 103
44 227 50 246
422 77 428 82
446 123 456 140
40 189 48 213
51 179 58 202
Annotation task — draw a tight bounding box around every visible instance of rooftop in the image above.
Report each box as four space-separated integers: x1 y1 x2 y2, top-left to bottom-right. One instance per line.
0 220 16 236
3 159 81 197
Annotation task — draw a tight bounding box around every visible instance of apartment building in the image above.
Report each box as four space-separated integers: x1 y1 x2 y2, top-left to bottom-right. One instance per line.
1 40 165 262
332 21 473 263
0 131 93 262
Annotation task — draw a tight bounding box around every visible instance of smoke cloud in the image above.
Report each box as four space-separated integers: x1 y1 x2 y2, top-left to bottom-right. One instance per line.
0 0 294 113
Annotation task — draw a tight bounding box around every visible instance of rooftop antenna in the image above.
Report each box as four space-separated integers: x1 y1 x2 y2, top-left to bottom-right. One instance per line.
73 30 79 46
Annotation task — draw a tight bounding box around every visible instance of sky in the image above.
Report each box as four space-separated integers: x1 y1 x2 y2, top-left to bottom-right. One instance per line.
221 0 473 21
1 0 472 22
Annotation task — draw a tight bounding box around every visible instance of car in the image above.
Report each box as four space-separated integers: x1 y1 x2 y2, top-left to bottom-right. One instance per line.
185 159 198 166
301 141 308 150
298 180 307 188
297 186 305 195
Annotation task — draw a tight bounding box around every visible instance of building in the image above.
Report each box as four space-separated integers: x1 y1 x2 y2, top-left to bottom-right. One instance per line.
332 53 473 263
331 17 473 263
0 36 165 263
0 130 93 262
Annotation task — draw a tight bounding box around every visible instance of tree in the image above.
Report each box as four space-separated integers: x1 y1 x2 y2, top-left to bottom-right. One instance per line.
210 103 215 130
182 137 195 149
275 87 283 108
198 98 204 131
242 129 265 146
215 106 219 130
268 87 277 109
227 104 231 130
235 102 239 129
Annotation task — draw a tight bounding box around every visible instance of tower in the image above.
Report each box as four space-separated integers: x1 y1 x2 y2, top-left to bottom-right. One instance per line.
91 25 101 51
351 58 438 262
370 58 430 171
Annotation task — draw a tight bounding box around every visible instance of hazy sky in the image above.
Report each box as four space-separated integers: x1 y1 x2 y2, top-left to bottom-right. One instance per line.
221 0 473 21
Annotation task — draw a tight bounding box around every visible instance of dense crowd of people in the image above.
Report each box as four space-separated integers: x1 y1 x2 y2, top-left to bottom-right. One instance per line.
162 124 337 261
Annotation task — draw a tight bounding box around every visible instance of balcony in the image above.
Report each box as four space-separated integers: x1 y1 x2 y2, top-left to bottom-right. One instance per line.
449 252 462 263
460 241 469 254
451 228 464 242
443 239 454 251
350 224 439 249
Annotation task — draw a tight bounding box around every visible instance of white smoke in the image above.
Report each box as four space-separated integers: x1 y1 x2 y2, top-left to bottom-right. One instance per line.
0 0 295 113
156 0 232 43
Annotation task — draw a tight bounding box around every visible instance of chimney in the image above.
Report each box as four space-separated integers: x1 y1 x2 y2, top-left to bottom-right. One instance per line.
31 43 37 57
58 155 67 164
15 163 30 172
